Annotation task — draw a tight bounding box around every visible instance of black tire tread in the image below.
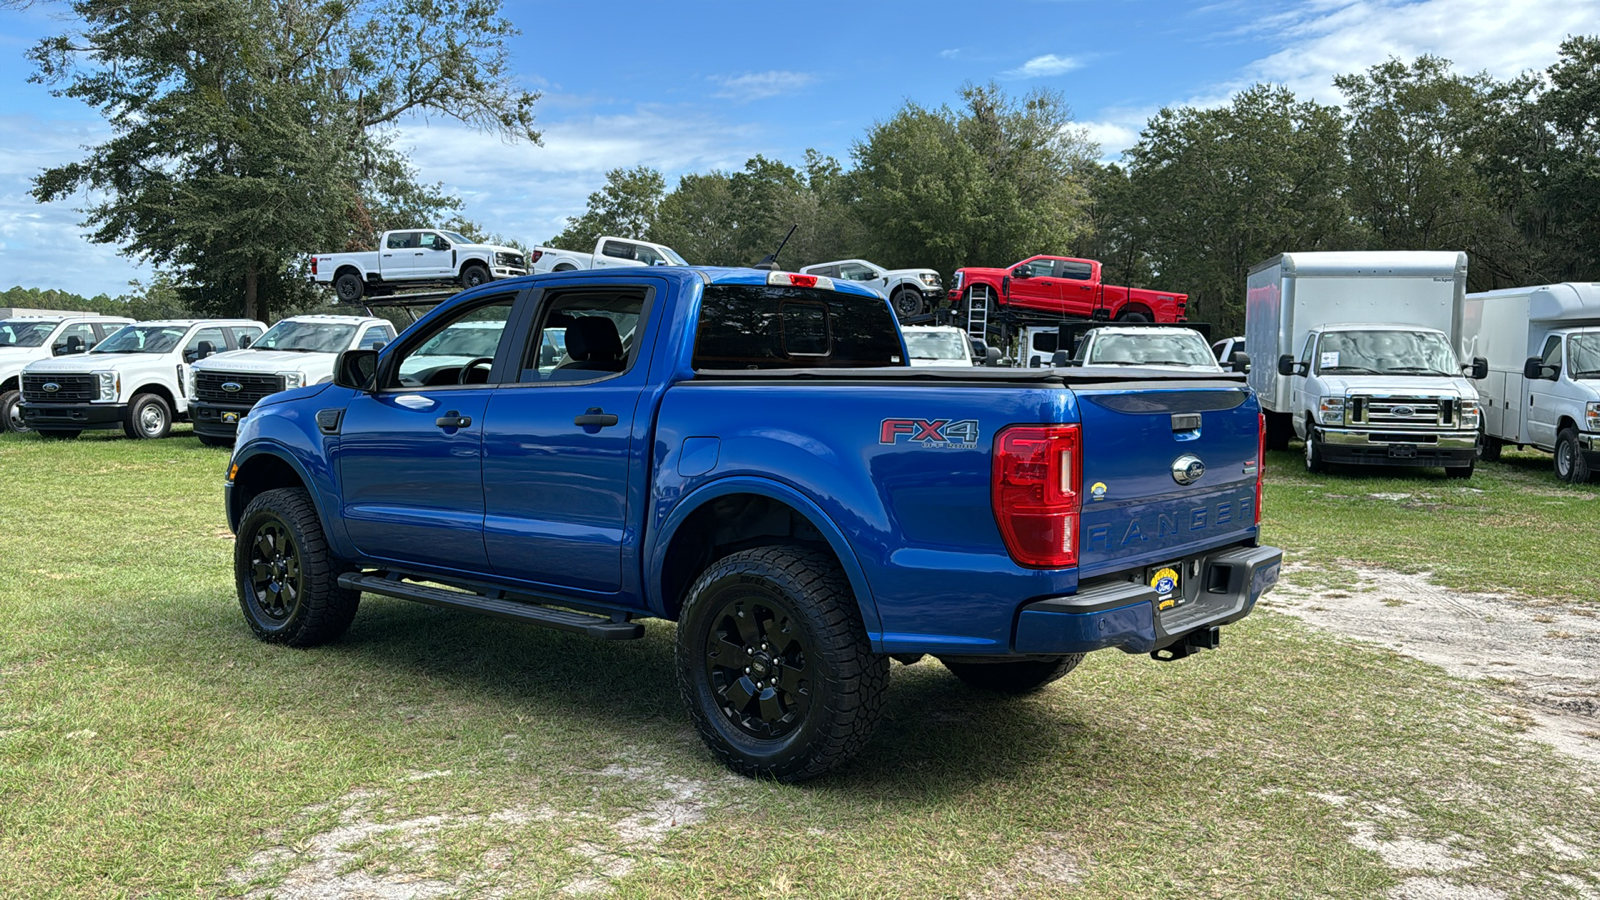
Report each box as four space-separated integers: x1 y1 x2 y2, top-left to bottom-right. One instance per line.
123 392 171 440
0 388 26 434
236 487 359 646
1556 427 1591 484
941 655 1084 694
677 544 888 782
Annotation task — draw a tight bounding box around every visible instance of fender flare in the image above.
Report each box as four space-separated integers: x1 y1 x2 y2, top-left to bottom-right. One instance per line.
228 440 330 536
644 475 883 641
332 262 368 283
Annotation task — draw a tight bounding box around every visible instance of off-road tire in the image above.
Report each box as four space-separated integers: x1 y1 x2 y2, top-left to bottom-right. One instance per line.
1304 424 1327 473
1 388 28 434
123 393 172 440
235 487 359 646
891 289 924 321
1555 427 1591 484
197 434 233 448
460 263 491 289
334 271 365 303
676 545 889 782
940 655 1084 694
36 429 80 439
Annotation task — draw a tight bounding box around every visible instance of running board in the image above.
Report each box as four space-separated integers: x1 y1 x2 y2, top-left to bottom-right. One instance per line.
337 572 645 640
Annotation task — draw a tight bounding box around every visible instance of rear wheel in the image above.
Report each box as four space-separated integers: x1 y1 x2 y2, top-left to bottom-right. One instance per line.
891 288 924 321
235 487 359 646
1555 427 1591 484
676 545 888 782
940 655 1083 694
1 389 28 434
123 393 171 440
552 263 578 272
1115 308 1152 323
334 271 365 302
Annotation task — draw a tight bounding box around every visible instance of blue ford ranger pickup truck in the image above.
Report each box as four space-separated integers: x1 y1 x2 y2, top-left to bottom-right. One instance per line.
225 267 1281 781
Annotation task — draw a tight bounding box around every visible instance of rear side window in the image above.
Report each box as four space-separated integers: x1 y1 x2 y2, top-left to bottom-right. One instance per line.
693 285 904 369
1058 261 1093 281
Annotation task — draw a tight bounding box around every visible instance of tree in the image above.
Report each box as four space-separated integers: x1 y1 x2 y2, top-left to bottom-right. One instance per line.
26 0 540 320
1111 84 1357 330
851 82 1096 278
547 166 665 250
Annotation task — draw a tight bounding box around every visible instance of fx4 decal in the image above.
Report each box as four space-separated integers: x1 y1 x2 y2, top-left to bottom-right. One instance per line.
879 418 981 449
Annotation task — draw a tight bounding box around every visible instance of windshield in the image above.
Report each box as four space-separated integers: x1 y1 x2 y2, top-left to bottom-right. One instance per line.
253 321 357 353
92 324 188 354
659 246 689 266
440 231 471 245
1085 332 1218 368
1569 334 1600 378
0 320 56 348
1315 330 1459 376
903 330 970 362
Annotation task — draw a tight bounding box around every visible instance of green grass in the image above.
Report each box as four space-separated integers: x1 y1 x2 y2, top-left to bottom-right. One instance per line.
1262 445 1600 603
2 430 1598 898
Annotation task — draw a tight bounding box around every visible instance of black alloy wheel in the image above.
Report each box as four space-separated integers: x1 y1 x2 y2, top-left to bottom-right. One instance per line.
461 264 491 289
246 517 303 624
335 272 364 303
892 289 924 320
702 594 813 740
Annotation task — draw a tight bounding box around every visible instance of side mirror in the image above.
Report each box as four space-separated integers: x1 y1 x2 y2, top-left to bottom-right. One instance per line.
334 349 380 391
238 335 253 349
1051 350 1071 367
970 338 985 358
1230 351 1251 374
1469 357 1488 380
1277 354 1307 377
1012 266 1031 279
984 346 1001 367
197 340 216 360
1523 357 1550 380
371 341 387 352
435 239 450 251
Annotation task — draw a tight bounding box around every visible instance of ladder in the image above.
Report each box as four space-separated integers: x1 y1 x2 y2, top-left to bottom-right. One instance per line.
965 284 992 344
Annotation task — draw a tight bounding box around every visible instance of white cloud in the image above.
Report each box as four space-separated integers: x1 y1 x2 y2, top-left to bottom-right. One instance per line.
1239 0 1600 101
1079 120 1142 160
709 71 816 102
1003 54 1083 78
939 48 961 59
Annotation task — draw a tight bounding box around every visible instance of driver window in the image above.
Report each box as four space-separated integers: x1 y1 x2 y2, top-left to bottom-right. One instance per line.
53 323 96 354
185 327 227 362
390 297 515 388
1541 335 1563 376
519 288 647 384
1300 333 1317 366
1020 260 1053 278
838 263 876 281
418 232 445 250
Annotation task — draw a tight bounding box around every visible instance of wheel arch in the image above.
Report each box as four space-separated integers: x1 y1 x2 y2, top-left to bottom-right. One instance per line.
333 263 366 283
1558 415 1579 434
1 374 18 392
1115 303 1154 321
227 446 317 534
647 477 882 640
129 381 179 412
458 256 490 277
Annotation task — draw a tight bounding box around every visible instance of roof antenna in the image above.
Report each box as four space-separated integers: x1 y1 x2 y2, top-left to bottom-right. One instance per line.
754 224 797 271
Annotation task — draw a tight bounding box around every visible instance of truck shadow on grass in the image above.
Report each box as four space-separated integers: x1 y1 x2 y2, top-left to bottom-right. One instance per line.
314 596 1101 791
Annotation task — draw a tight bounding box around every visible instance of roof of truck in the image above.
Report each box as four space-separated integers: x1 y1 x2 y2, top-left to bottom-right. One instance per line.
2 314 134 324
1251 251 1467 278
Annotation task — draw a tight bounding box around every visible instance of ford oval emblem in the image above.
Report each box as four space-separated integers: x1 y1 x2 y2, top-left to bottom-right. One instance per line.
1172 454 1206 485
221 382 243 393
42 382 60 393
1391 405 1416 418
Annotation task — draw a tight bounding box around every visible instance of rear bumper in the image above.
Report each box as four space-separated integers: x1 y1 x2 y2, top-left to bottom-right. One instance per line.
1318 427 1476 466
191 400 250 438
20 401 126 429
1012 544 1282 656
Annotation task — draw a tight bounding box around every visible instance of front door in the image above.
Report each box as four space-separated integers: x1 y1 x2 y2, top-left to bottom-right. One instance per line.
337 294 520 572
1526 335 1564 449
1005 258 1062 313
415 231 455 277
481 283 655 597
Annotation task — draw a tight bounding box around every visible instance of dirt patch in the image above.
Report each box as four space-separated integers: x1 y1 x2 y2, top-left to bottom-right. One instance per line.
967 832 1083 899
1267 564 1600 768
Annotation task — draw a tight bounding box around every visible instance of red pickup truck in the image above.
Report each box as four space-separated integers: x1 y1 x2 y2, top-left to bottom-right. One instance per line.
950 256 1188 325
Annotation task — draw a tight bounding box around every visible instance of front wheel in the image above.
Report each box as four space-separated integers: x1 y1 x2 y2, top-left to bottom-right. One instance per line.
676 545 889 782
235 487 359 646
1445 461 1474 479
36 429 80 440
124 393 172 440
1555 427 1591 484
891 289 924 321
460 263 491 289
1 389 28 434
940 655 1084 694
1304 426 1327 473
1479 426 1503 462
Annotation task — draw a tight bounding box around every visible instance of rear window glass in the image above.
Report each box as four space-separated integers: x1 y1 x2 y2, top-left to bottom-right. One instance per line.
693 285 904 369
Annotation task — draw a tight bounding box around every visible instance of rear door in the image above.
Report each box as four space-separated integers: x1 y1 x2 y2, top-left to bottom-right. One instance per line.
480 282 658 596
381 231 418 276
1075 383 1260 579
1055 260 1098 317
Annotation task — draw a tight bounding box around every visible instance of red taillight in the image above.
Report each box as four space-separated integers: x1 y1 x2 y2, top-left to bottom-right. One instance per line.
530 249 544 264
311 257 318 276
992 424 1082 568
1255 411 1266 525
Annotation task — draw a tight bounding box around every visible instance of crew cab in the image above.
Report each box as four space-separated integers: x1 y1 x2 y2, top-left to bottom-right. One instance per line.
187 315 396 446
224 267 1280 782
1 314 133 434
312 229 529 302
20 319 265 439
950 256 1188 332
800 259 943 321
528 236 689 274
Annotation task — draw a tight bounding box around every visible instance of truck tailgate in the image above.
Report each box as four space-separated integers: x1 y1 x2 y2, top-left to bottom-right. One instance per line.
1075 383 1260 578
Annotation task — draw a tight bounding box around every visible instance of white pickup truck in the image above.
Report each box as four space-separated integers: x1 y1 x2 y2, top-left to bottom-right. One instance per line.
186 314 396 446
312 229 529 302
529 236 689 274
1 314 134 433
800 259 944 320
19 319 265 439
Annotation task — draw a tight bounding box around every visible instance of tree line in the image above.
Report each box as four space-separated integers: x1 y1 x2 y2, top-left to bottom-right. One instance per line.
9 0 1599 336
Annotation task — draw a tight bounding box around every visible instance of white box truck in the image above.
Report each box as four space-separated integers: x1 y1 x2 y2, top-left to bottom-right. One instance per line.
1246 251 1487 477
1463 282 1600 482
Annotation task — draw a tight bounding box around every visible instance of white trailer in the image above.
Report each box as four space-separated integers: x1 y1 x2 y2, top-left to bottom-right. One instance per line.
1245 251 1485 475
1463 282 1600 482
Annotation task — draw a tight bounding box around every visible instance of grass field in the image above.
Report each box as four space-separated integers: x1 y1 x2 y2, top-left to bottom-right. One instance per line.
2 429 1598 898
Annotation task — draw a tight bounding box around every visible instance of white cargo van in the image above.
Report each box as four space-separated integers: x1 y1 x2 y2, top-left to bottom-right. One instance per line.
1463 282 1600 482
1246 251 1487 476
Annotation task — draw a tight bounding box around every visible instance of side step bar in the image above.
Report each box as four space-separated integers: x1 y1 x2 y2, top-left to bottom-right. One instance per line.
337 572 645 640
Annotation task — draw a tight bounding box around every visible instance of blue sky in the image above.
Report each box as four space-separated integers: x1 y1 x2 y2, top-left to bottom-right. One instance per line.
1 0 1595 297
